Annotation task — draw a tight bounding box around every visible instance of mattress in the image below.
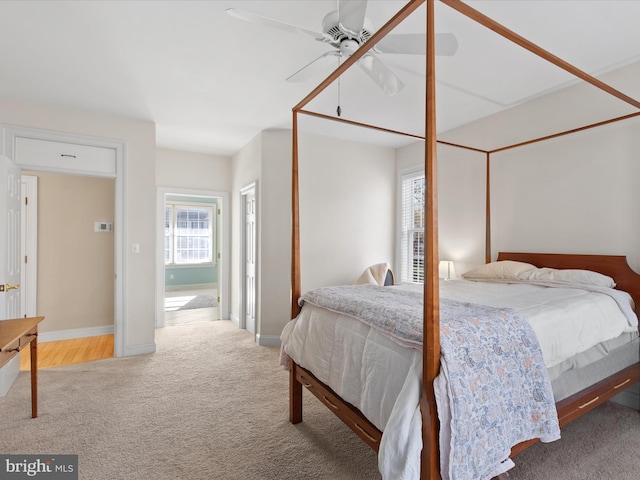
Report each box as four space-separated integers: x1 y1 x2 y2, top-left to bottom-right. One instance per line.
280 279 639 479
551 334 639 401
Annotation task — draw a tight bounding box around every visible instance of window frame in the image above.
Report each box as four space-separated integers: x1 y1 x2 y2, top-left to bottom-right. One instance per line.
397 167 426 284
164 200 216 267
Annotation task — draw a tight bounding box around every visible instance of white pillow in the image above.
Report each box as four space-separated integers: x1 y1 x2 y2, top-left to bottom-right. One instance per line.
461 261 536 281
516 268 616 288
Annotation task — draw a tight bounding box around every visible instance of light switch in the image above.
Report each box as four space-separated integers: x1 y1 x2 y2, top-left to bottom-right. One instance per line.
131 243 140 254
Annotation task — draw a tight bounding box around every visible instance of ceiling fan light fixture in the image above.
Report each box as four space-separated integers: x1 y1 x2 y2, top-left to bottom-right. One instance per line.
339 38 360 56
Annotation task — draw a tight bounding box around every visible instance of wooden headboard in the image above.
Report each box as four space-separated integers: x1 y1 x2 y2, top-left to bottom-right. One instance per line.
498 252 640 313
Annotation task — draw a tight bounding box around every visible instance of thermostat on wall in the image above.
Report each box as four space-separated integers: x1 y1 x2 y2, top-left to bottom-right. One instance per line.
94 222 113 233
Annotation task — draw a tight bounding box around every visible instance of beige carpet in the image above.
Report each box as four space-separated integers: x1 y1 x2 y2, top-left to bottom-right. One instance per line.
0 320 638 479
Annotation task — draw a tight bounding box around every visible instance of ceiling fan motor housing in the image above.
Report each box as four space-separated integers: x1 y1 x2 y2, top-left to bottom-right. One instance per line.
321 10 374 47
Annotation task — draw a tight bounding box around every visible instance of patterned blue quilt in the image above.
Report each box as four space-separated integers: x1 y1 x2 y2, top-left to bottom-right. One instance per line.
300 284 560 479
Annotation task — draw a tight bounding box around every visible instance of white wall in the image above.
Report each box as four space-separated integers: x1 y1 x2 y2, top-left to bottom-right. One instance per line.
491 117 640 272
437 61 640 274
259 131 292 339
156 148 231 191
0 96 156 354
230 130 396 342
230 133 262 331
395 141 487 277
298 132 395 292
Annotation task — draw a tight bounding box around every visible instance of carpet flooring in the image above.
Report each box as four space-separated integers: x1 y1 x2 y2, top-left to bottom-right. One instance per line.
165 293 216 312
0 320 638 479
180 294 216 310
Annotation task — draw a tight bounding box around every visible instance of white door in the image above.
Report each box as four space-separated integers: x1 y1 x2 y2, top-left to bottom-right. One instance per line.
0 156 22 320
244 189 256 336
0 156 22 396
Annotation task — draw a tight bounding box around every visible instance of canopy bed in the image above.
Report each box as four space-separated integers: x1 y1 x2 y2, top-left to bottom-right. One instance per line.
284 1 640 479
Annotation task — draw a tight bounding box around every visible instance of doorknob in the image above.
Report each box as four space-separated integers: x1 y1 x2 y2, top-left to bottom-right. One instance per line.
6 283 19 291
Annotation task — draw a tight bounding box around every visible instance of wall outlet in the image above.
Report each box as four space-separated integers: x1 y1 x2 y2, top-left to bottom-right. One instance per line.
169 274 174 280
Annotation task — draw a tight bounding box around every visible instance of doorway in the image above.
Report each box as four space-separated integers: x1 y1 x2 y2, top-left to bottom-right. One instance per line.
3 127 125 357
156 187 229 328
21 172 116 341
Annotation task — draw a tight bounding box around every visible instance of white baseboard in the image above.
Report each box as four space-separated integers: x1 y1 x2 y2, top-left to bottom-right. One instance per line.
165 283 217 292
123 342 156 357
0 356 20 397
230 313 240 327
256 334 281 347
38 325 115 343
38 325 154 358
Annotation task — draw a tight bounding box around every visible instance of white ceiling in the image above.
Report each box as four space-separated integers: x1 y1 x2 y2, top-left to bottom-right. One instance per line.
1 0 640 156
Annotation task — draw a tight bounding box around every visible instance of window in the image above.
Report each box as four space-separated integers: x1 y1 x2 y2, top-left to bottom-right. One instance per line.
399 169 425 283
165 202 215 265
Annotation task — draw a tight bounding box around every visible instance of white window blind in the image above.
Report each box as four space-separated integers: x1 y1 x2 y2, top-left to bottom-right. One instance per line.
400 170 425 283
164 203 215 265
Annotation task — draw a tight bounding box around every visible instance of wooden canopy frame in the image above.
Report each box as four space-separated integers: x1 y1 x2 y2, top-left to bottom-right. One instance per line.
289 1 640 478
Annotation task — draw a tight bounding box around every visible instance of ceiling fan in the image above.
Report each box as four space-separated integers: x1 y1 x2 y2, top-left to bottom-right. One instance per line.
226 0 458 97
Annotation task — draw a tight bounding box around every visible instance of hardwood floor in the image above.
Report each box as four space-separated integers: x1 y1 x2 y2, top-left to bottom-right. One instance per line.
20 334 114 371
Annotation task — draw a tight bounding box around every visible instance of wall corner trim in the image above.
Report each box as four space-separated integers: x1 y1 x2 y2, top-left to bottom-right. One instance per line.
123 342 156 357
255 334 281 347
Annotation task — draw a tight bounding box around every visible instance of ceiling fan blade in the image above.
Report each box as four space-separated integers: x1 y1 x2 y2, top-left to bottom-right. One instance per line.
376 33 459 56
226 8 330 42
286 51 341 83
359 53 405 96
338 0 368 38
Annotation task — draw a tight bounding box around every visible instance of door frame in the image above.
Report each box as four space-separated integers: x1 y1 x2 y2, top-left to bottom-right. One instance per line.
3 126 126 357
21 175 38 318
156 186 230 328
240 182 258 334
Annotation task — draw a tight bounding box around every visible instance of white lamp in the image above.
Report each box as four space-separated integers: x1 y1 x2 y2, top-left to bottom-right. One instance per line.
438 260 455 280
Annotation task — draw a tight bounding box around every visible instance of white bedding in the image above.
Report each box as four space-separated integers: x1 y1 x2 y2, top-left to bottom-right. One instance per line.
428 280 636 368
280 279 638 479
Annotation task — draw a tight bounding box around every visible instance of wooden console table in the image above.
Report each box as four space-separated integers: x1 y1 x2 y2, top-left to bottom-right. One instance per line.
0 316 45 418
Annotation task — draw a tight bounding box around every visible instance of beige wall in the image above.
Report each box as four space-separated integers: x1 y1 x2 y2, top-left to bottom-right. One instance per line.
28 172 115 333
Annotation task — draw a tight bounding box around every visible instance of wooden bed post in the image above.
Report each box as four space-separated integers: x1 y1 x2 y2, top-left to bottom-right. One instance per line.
291 110 301 319
421 1 442 479
485 152 491 264
290 110 303 424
